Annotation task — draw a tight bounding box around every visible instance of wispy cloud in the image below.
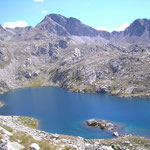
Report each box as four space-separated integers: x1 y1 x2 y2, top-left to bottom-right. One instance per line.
33 0 44 2
96 23 129 32
115 23 129 31
96 27 109 32
3 21 28 29
42 10 48 14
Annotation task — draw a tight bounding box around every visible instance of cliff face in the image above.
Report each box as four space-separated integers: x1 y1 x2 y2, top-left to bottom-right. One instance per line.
0 14 150 98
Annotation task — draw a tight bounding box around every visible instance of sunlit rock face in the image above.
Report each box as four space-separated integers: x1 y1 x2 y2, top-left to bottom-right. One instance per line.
0 14 150 97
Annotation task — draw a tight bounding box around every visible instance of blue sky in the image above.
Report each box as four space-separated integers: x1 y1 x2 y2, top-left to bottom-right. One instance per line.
0 0 150 31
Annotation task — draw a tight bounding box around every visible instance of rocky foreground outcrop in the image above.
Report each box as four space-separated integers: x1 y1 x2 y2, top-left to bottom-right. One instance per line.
0 116 150 150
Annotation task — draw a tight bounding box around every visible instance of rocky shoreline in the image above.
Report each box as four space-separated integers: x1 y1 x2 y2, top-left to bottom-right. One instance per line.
0 116 150 150
1 84 150 101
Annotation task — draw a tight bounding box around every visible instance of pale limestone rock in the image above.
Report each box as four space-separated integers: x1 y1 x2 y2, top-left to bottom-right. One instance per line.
30 143 40 150
113 132 119 137
100 145 113 150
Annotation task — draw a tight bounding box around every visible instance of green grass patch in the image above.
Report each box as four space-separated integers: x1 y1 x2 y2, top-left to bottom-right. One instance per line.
10 131 58 150
18 116 38 129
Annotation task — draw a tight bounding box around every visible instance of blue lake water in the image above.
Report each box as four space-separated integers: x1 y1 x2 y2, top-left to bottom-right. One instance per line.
0 86 150 139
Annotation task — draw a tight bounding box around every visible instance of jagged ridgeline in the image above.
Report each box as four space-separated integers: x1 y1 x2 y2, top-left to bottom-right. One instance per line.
0 14 150 98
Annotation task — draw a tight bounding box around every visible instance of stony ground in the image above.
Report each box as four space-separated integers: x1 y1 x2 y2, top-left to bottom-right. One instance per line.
0 116 150 150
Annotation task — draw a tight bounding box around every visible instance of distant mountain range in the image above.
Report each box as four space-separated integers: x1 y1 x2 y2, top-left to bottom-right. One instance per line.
0 14 150 98
1 14 150 43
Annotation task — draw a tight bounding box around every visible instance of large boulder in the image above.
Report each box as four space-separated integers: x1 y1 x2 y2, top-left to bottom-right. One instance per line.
86 119 98 126
113 132 119 137
30 143 40 150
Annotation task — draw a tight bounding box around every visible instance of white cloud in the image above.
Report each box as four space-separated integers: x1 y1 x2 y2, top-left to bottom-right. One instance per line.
33 0 44 2
42 10 48 14
3 21 28 29
115 23 129 31
96 27 109 32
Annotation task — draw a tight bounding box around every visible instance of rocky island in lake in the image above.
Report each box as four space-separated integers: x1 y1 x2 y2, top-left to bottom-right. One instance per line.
86 119 125 137
0 101 5 108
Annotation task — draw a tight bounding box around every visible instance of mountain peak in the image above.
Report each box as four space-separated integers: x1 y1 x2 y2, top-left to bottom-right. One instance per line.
0 24 3 29
44 13 68 28
44 14 81 24
134 18 149 24
0 24 7 34
36 13 100 37
124 18 150 37
45 13 66 21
